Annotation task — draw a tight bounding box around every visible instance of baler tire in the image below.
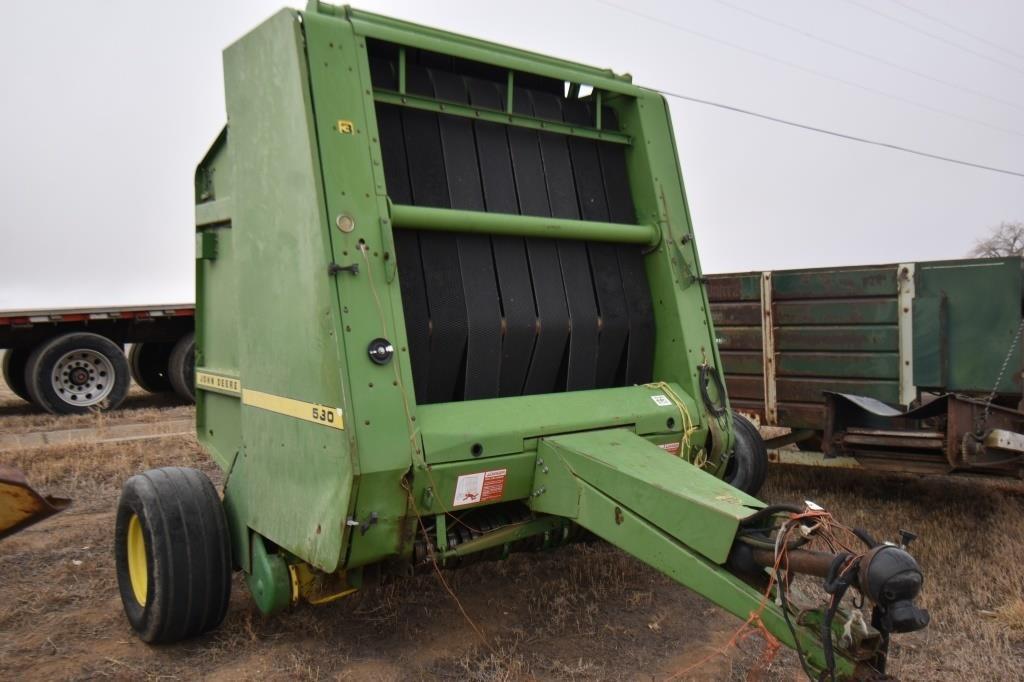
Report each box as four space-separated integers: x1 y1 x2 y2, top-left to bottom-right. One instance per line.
128 343 174 393
168 333 196 403
723 410 768 496
2 347 33 403
115 466 232 643
24 333 130 415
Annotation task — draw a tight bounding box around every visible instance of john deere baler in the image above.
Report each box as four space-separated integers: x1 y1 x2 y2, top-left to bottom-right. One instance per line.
115 4 929 678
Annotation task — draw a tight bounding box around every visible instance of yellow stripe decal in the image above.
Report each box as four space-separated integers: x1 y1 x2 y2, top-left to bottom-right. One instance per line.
241 389 344 430
195 371 241 396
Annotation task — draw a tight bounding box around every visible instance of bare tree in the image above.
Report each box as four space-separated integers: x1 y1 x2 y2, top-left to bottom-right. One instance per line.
969 221 1024 258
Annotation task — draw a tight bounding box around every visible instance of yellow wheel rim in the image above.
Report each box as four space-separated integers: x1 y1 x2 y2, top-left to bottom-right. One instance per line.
126 514 148 606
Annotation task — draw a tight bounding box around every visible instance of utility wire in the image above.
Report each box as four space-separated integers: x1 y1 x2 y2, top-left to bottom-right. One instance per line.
653 87 1024 179
842 0 1024 78
593 0 1024 139
887 0 1024 64
711 0 1024 114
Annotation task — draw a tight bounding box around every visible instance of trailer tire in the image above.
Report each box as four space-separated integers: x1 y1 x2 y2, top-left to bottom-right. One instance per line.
2 347 33 403
723 410 768 496
115 467 232 643
168 333 195 403
25 333 130 414
128 343 174 393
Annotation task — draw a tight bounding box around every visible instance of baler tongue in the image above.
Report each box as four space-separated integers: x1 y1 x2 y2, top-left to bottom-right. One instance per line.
0 465 70 541
529 429 927 680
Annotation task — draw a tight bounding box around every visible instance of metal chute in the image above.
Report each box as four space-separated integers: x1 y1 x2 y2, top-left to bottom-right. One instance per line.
0 465 70 540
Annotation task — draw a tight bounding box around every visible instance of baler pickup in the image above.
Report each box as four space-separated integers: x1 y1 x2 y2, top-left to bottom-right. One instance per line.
113 4 931 679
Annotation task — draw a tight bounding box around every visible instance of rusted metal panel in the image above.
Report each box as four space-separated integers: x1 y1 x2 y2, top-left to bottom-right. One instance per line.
771 267 897 300
725 375 764 400
714 326 762 350
718 350 763 375
776 402 826 430
775 299 899 326
776 377 899 404
710 301 761 326
705 274 760 302
0 466 70 540
776 352 900 379
775 325 898 352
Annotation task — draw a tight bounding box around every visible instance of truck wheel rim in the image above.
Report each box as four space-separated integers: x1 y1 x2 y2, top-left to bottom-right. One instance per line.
50 349 115 406
126 514 148 605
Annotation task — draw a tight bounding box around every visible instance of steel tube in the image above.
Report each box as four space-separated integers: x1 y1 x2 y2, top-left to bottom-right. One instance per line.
389 204 660 245
751 547 836 578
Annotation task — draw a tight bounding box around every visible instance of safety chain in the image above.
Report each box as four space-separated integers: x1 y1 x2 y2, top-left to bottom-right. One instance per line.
979 317 1024 429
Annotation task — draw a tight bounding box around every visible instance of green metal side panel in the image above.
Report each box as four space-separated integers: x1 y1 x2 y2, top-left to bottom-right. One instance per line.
915 258 1023 394
532 428 761 564
215 11 356 573
301 12 424 569
771 267 897 300
195 131 242 475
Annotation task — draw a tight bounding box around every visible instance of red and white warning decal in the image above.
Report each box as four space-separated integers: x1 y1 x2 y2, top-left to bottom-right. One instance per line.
452 468 507 507
658 442 681 454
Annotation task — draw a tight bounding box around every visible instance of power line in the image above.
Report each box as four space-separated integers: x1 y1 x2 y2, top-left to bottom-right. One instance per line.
653 86 1024 179
711 0 1024 114
842 0 1024 78
592 0 1024 139
888 0 1024 64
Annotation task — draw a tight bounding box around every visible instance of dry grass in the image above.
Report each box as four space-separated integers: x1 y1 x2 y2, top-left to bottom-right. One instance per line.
2 399 1023 679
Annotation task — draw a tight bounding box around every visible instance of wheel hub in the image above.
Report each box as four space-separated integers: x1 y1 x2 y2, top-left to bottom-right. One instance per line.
50 349 115 406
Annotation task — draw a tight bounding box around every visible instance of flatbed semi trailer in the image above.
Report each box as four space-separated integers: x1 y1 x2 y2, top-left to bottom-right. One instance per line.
0 304 196 414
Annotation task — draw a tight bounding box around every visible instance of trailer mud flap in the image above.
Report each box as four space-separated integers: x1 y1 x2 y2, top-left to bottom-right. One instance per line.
0 465 70 540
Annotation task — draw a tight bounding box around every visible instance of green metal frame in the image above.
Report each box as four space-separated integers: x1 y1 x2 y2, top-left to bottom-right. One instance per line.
191 3 874 678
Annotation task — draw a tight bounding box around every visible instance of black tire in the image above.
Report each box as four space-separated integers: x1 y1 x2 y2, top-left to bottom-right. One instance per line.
128 343 174 393
115 467 232 643
168 333 195 403
25 333 131 415
2 347 33 403
723 410 768 496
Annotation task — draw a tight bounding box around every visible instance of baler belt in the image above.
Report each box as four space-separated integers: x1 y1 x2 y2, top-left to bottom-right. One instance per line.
599 107 655 385
564 100 629 388
429 68 502 400
403 65 467 403
466 77 537 397
372 58 655 403
509 88 571 395
532 91 599 391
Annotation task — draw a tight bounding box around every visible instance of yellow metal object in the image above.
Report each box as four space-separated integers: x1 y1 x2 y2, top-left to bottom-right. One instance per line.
288 562 358 605
126 514 148 605
242 388 344 430
0 465 70 541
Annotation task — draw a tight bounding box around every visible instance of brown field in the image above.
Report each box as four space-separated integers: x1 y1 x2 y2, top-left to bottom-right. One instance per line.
2 379 1024 681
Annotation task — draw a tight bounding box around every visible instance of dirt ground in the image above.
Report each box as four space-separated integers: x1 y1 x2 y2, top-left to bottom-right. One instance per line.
3 380 1024 681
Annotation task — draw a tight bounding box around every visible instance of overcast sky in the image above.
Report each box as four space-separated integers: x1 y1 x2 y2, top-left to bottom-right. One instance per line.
2 0 1022 310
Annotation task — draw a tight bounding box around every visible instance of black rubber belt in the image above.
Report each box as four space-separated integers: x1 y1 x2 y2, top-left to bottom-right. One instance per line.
598 107 655 385
564 100 630 389
531 91 599 392
429 69 502 401
466 77 537 397
508 88 570 395
370 59 432 403
402 65 467 403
